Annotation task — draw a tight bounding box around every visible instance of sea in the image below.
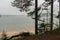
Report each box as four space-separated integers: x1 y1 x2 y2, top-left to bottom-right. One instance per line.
0 15 35 36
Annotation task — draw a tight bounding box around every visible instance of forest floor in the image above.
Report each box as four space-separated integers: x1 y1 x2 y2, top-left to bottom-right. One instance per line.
16 30 60 40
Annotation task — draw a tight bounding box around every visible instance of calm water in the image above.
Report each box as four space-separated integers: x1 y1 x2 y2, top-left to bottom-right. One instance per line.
0 15 34 32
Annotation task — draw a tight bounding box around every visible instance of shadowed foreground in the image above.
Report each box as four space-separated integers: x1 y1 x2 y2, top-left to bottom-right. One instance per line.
16 31 60 40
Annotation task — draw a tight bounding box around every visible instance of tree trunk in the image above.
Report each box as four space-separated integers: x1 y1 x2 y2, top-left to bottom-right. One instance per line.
50 0 53 31
59 0 60 27
35 0 38 35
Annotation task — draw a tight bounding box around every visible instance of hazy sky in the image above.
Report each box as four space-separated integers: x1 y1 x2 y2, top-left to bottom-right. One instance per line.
0 0 24 15
0 0 44 15
0 0 59 15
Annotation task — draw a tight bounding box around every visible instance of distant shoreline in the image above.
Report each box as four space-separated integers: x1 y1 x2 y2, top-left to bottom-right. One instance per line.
0 30 34 37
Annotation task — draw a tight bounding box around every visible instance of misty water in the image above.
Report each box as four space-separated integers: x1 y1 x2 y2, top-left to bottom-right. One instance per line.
0 15 34 32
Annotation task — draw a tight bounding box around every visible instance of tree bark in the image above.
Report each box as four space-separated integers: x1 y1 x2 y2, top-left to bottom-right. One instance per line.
50 0 53 31
59 0 60 27
35 0 38 35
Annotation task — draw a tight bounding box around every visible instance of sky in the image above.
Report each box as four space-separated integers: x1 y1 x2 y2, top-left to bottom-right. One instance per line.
0 0 23 15
0 0 59 15
0 0 44 15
